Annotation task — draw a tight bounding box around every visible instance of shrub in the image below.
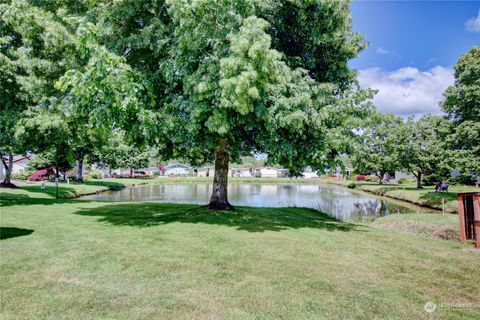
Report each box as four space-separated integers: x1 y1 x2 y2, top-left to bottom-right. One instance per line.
151 170 160 176
356 175 366 181
347 182 357 189
365 175 379 182
11 171 33 180
397 178 409 184
87 170 103 179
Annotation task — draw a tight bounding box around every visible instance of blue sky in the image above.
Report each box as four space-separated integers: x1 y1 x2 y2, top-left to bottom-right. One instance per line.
349 1 479 117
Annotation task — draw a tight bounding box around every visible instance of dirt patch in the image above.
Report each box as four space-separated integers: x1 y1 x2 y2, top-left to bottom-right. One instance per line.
374 220 459 241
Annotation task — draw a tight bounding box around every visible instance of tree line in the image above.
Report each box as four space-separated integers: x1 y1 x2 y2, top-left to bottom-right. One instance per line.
352 46 480 188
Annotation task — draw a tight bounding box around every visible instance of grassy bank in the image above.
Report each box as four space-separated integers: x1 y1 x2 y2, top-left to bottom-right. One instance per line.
329 180 480 213
374 213 460 240
5 178 162 199
1 187 479 319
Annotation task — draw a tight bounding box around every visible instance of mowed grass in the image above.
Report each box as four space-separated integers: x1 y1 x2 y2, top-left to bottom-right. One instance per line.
6 178 160 199
1 188 480 319
332 180 480 213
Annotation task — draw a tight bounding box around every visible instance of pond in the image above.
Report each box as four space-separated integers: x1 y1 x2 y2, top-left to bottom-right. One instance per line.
82 182 435 221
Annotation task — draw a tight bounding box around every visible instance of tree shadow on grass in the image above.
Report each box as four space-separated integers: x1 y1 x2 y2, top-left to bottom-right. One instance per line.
0 193 84 207
14 185 81 199
74 203 362 233
0 227 34 240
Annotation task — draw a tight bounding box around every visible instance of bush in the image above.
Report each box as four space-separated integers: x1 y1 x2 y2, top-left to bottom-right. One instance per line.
365 175 380 182
11 171 33 180
151 170 160 176
397 178 409 184
356 175 366 181
347 182 357 189
86 170 103 179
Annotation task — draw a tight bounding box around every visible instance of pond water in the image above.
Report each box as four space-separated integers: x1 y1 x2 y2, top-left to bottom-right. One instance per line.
82 183 435 221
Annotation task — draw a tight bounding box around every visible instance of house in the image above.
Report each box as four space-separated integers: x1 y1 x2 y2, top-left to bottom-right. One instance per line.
254 167 278 178
302 166 319 179
329 166 354 179
0 155 31 181
277 169 289 178
164 163 193 176
230 167 253 178
196 167 214 177
138 167 161 176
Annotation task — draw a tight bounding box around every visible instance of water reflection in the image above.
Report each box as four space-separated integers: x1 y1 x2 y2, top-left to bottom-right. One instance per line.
82 183 432 221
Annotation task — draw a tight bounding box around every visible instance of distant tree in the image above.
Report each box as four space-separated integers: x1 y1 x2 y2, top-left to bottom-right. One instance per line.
2 1 115 183
351 113 403 184
93 130 150 177
15 110 74 179
442 46 480 179
392 115 451 189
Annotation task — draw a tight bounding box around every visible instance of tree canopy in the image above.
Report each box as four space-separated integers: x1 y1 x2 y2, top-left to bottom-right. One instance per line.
351 113 402 184
2 0 374 207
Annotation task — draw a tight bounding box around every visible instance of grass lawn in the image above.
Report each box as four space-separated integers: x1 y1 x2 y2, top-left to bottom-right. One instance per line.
5 178 162 199
1 186 480 319
330 180 480 213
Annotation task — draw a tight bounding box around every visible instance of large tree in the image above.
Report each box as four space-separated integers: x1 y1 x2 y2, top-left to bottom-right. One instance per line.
0 9 26 187
87 0 372 209
1 0 111 183
351 113 402 184
442 46 480 179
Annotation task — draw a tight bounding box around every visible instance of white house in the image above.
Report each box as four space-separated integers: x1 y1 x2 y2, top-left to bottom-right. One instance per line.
326 166 354 179
302 166 319 179
230 167 253 178
196 167 214 177
0 155 31 181
164 163 193 176
254 167 278 178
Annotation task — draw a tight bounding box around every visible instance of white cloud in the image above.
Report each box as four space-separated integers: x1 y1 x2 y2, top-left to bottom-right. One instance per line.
465 9 480 33
358 66 454 118
376 47 401 58
376 48 390 55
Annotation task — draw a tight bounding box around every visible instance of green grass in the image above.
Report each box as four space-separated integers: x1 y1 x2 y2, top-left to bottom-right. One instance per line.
331 181 480 213
374 213 460 240
5 178 160 199
1 187 479 319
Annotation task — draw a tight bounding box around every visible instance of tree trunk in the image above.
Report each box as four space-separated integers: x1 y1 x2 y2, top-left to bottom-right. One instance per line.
1 153 15 188
377 171 385 184
76 156 84 183
4 153 13 184
208 141 232 210
415 172 423 189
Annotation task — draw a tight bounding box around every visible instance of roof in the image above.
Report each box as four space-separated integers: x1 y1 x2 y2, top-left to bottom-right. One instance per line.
27 167 55 181
165 163 192 170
